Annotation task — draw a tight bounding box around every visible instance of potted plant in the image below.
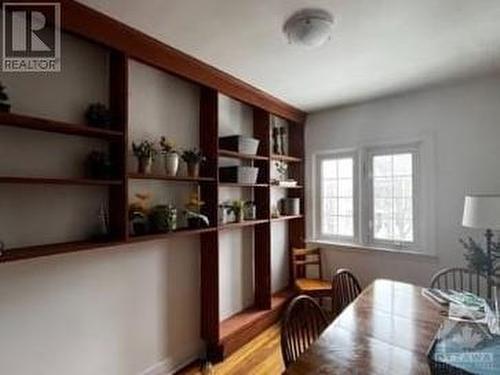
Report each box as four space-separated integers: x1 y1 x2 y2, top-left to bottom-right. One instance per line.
85 103 113 128
132 140 157 174
160 136 179 176
149 204 177 233
128 193 152 236
228 200 245 223
0 82 11 113
181 148 206 178
185 191 209 228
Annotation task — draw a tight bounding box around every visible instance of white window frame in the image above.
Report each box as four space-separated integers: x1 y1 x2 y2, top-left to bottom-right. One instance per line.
315 150 359 243
313 142 425 254
364 144 420 252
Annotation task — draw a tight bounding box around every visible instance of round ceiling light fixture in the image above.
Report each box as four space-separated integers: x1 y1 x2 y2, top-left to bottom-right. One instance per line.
283 9 334 49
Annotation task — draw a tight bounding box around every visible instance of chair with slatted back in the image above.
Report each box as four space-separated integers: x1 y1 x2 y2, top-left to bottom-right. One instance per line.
331 268 362 318
430 267 489 298
280 295 328 368
292 247 331 300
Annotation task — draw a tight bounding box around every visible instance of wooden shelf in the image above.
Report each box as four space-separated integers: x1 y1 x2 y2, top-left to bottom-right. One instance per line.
271 154 302 163
219 182 269 188
271 215 303 222
0 239 124 263
128 173 216 183
218 149 269 161
218 219 269 231
270 184 303 189
0 112 124 140
128 227 217 243
0 176 122 186
219 289 295 356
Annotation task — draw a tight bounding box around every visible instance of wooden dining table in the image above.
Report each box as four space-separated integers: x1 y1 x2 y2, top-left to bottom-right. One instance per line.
286 279 445 374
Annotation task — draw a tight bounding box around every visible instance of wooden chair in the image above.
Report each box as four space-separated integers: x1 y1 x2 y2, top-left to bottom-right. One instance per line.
292 247 331 300
331 268 362 317
280 295 328 368
430 267 489 298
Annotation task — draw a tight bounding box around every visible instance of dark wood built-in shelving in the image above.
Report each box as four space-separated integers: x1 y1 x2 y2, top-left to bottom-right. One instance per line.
0 0 307 365
218 220 269 231
271 215 304 222
0 176 122 186
128 173 216 183
0 112 124 140
128 227 218 243
218 149 269 161
218 182 269 188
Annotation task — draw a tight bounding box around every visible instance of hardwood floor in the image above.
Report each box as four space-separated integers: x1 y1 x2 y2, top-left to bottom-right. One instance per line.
178 325 284 374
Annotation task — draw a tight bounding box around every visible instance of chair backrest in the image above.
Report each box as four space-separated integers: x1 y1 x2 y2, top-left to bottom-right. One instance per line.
430 267 488 298
331 268 362 317
292 247 322 280
280 295 328 368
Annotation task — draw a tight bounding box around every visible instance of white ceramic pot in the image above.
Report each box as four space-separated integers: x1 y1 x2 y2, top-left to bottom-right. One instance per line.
164 153 179 176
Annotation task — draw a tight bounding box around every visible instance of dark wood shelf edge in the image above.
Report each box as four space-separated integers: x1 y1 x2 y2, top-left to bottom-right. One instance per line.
0 227 219 263
0 176 123 186
218 220 269 231
0 239 125 263
219 183 269 188
128 227 218 243
0 112 124 140
271 154 302 163
218 150 269 161
271 215 304 222
128 173 216 183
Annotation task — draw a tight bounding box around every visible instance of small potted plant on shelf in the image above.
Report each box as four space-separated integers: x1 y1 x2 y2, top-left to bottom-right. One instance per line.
128 192 152 236
85 103 113 129
85 150 115 180
185 191 209 228
0 82 11 113
228 200 246 223
181 148 206 178
149 204 177 233
132 140 157 174
160 136 179 177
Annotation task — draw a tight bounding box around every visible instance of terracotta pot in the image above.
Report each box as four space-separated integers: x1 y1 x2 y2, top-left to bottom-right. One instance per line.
187 162 200 178
164 153 179 176
138 156 153 174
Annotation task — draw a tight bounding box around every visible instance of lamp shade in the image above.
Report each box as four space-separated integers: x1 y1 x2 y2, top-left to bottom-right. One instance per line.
463 195 500 229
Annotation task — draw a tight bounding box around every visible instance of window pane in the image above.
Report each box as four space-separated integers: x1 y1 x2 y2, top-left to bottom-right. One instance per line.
394 177 412 198
374 177 393 198
338 216 353 236
338 178 352 197
338 198 353 216
338 158 353 178
373 155 392 177
322 160 337 178
320 156 354 238
372 152 414 244
393 154 412 176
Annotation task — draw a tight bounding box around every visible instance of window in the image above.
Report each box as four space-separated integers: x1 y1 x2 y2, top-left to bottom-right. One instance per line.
369 151 416 248
318 154 356 239
315 144 420 252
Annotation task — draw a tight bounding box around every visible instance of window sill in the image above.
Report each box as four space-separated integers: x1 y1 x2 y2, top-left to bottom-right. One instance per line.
306 238 438 261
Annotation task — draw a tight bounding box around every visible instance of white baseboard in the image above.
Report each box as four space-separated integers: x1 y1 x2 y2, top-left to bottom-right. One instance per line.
139 354 200 375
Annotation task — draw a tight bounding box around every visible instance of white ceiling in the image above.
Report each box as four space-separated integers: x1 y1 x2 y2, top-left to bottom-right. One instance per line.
78 0 500 112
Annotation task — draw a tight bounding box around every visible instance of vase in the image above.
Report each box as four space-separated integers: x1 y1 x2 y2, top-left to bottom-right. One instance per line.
138 156 153 174
236 210 244 223
187 162 200 178
164 153 179 176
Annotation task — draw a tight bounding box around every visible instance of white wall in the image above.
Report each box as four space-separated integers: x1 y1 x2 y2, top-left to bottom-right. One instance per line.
306 74 500 288
0 35 288 374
